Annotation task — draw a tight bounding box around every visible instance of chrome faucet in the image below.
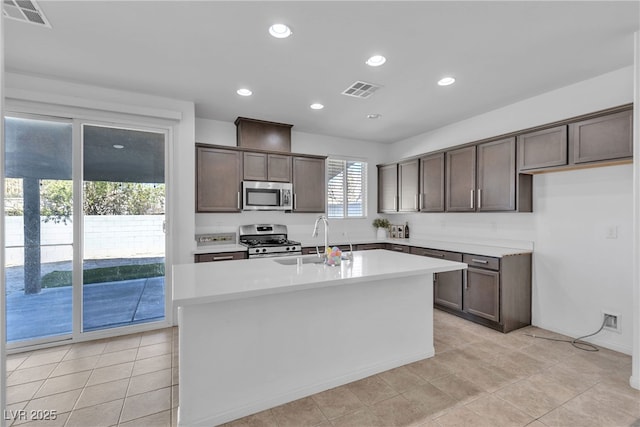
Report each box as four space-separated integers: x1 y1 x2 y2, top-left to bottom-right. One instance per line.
312 215 329 258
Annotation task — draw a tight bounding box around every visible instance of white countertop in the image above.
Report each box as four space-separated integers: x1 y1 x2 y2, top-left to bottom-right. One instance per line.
296 237 532 257
173 249 466 306
192 237 532 258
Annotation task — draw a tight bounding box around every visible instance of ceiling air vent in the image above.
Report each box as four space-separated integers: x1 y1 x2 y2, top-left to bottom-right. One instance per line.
3 0 51 28
341 81 381 99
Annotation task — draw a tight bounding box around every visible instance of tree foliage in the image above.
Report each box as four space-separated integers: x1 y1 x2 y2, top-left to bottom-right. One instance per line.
5 178 165 223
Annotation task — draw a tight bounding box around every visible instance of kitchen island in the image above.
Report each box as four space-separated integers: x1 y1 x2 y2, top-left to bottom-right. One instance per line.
173 249 466 427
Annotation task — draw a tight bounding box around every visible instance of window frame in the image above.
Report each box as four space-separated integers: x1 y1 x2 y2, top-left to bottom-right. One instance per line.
326 157 368 219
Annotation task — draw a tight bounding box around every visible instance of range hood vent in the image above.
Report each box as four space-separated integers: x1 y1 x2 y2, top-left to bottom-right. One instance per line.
3 0 51 28
341 81 382 99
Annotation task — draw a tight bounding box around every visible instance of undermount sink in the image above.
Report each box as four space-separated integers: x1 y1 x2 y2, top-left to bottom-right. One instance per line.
273 256 325 265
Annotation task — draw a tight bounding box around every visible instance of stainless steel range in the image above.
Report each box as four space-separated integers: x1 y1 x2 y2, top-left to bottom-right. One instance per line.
239 224 302 258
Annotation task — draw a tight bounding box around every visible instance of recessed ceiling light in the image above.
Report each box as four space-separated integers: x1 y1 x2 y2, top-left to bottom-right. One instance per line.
365 55 386 67
237 88 253 96
437 77 456 86
269 23 292 38
367 114 381 119
310 103 324 110
113 144 124 149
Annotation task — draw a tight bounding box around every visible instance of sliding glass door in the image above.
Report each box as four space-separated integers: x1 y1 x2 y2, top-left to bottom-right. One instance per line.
4 113 168 347
81 124 166 332
4 115 74 345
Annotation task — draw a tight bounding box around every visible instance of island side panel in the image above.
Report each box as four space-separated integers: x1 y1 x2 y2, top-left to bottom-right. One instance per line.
177 273 434 427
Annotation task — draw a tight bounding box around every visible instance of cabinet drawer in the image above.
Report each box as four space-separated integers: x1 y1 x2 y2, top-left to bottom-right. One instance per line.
356 243 386 251
463 254 499 270
410 247 462 262
386 243 410 253
195 252 246 263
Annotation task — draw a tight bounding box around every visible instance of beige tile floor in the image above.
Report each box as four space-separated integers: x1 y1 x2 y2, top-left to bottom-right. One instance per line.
4 310 639 427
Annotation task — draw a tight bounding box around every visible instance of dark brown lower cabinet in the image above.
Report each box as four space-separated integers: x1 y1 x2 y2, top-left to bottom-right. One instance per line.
410 246 531 333
464 267 500 322
410 247 463 311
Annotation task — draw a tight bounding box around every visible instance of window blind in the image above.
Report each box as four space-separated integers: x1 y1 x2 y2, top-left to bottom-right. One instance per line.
327 159 367 218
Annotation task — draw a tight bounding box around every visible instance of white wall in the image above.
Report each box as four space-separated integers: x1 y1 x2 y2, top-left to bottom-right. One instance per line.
388 66 635 354
195 118 389 244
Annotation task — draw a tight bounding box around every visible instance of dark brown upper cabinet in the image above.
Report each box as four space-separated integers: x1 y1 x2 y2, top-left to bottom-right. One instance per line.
243 152 291 182
571 109 633 164
517 125 568 171
235 117 293 153
477 137 516 211
398 159 419 212
196 146 242 212
378 164 398 213
419 153 445 212
292 156 325 212
446 146 476 212
446 138 516 212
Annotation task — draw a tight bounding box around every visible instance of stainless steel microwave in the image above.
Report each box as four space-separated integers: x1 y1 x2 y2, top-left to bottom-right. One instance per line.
242 181 293 211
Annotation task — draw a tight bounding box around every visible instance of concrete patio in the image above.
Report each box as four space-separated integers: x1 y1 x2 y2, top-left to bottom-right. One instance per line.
5 260 165 343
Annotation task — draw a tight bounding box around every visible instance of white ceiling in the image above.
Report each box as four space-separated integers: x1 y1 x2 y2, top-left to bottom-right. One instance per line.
4 1 639 144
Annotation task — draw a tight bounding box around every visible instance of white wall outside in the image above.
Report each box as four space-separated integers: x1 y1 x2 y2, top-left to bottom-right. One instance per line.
5 216 165 266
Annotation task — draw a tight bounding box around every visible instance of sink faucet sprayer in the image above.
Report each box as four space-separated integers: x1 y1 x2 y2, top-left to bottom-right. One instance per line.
312 215 329 259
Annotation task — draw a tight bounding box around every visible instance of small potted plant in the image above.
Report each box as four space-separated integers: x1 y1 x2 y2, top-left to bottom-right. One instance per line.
372 218 391 240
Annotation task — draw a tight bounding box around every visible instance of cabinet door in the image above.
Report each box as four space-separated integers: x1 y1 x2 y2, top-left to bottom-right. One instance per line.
292 157 325 212
477 137 516 211
267 154 292 182
517 126 567 171
243 152 268 181
196 147 242 212
410 247 463 310
419 153 445 212
463 267 500 322
378 164 398 213
398 159 419 212
446 146 476 212
571 109 633 164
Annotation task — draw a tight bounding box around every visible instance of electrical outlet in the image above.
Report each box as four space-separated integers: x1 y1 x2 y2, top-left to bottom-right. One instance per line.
603 312 620 332
605 226 618 239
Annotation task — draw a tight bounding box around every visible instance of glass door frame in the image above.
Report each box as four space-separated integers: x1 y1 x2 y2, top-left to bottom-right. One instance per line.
74 120 172 341
5 104 174 351
4 112 75 351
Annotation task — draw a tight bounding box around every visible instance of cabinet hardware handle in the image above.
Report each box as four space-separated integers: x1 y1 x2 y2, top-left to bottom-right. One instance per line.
470 189 474 209
213 255 234 261
465 279 468 290
294 194 297 210
237 192 241 209
477 189 482 210
415 194 418 210
419 193 423 210
471 258 488 264
394 196 398 211
393 246 404 251
308 250 319 255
